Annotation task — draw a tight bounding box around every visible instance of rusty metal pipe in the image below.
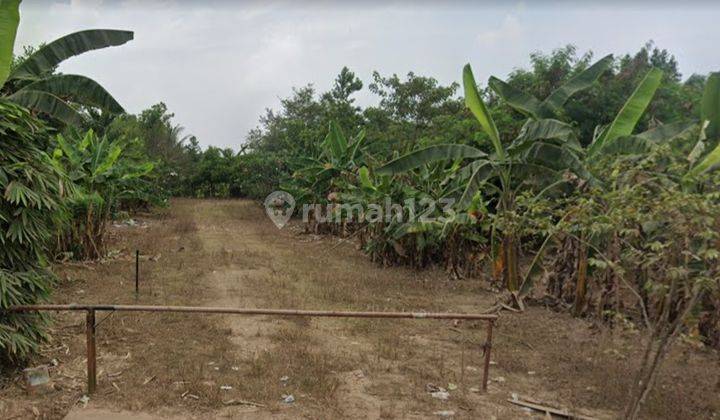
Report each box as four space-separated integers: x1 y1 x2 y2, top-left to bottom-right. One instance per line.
9 304 497 395
481 319 495 392
135 250 140 295
86 309 96 394
8 304 498 321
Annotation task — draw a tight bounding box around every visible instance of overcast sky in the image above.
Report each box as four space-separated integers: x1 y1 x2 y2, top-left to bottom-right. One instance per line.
15 1 720 149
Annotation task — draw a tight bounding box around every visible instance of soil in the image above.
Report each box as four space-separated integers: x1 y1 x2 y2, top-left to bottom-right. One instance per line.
1 199 719 419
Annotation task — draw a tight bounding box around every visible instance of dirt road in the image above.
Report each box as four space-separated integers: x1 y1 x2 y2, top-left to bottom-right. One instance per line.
2 199 718 419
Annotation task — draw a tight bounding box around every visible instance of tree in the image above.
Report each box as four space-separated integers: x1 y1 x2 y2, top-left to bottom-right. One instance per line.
102 103 195 195
246 85 327 155
321 66 363 131
367 71 462 153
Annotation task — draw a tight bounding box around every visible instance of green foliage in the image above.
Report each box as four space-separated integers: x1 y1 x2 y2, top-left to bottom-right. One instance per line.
463 64 503 157
231 152 286 199
53 129 156 259
283 121 368 205
700 73 720 141
221 45 717 303
0 6 143 362
0 8 133 125
102 102 196 196
0 0 19 87
491 53 614 119
589 68 663 157
492 44 702 145
9 29 133 81
377 64 593 290
0 100 67 362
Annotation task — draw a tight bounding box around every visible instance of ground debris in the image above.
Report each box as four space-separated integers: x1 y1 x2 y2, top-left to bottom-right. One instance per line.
222 399 266 408
507 394 596 420
431 391 450 400
24 366 50 388
181 391 200 400
426 384 450 400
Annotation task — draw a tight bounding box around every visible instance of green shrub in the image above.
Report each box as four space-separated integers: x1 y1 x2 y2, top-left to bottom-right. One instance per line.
0 100 68 362
231 152 287 200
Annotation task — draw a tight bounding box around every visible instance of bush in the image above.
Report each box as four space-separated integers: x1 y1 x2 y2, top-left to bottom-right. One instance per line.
0 101 68 362
230 152 287 200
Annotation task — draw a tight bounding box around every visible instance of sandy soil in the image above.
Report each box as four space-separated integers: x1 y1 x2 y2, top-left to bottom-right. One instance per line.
1 199 719 419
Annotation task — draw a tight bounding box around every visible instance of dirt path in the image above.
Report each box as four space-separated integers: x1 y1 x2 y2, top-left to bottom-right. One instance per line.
2 199 719 419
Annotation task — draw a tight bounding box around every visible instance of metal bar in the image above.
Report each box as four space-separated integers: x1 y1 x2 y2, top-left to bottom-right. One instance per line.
135 250 140 295
86 309 97 394
8 304 499 321
10 303 498 394
481 319 494 392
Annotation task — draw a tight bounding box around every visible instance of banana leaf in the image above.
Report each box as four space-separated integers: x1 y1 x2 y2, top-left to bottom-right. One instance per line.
463 64 503 158
488 76 542 118
8 90 82 125
701 72 720 140
602 121 696 155
686 141 720 179
458 160 493 208
541 54 614 116
377 144 486 175
588 68 663 157
18 74 124 113
10 29 134 80
0 0 19 87
510 119 578 154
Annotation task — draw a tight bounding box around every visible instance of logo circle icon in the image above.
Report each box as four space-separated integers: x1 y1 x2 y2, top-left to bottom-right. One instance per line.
264 191 296 229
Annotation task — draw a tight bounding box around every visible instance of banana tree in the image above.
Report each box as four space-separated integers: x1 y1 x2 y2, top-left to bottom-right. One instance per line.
283 120 367 206
683 73 720 185
378 64 594 291
0 0 133 124
344 152 490 274
585 72 720 232
53 129 153 259
492 64 687 307
572 70 720 420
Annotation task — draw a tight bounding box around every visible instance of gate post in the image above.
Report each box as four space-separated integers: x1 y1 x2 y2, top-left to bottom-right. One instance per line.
86 309 97 394
481 319 494 392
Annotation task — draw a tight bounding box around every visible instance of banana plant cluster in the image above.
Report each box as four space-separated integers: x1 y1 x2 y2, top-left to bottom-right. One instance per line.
282 121 367 232
377 63 602 290
349 157 486 273
53 129 154 259
481 53 720 299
